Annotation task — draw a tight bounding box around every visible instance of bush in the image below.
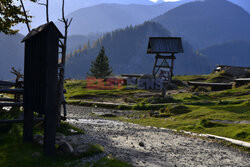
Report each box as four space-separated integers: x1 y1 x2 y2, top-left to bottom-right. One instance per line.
194 87 209 92
235 131 249 139
199 119 224 128
118 105 132 110
150 105 191 118
170 105 191 115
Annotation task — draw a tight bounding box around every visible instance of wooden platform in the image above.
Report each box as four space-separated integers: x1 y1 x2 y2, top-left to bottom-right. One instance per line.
234 78 250 87
188 81 233 91
121 74 143 78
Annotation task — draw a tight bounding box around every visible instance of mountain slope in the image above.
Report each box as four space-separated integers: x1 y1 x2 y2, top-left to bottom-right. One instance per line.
230 0 250 13
0 33 24 80
66 22 210 79
199 41 250 67
18 0 194 35
154 0 250 49
57 2 184 36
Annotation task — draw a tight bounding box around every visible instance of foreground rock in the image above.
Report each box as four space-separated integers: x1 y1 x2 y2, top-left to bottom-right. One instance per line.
58 141 74 155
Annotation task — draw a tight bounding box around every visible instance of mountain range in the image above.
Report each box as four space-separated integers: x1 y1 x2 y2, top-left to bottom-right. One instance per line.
1 0 250 79
56 2 182 36
154 0 250 49
66 22 210 79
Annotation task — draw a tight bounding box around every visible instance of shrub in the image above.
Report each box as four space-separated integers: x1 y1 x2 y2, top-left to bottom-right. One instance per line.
170 105 191 115
235 131 249 139
118 105 132 110
199 119 224 128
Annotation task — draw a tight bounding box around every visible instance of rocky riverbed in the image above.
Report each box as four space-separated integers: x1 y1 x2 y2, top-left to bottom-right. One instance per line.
66 105 250 167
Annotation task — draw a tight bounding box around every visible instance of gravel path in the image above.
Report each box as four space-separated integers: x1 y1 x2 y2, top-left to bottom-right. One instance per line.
66 105 250 167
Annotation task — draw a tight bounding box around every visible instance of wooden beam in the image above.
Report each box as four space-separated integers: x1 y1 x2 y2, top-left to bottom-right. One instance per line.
0 81 16 87
154 65 171 68
0 98 15 102
0 89 24 94
0 102 23 107
121 74 143 78
156 55 176 59
187 81 233 86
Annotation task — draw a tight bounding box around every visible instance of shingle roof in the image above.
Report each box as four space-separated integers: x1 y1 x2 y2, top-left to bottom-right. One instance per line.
147 37 184 54
22 22 63 42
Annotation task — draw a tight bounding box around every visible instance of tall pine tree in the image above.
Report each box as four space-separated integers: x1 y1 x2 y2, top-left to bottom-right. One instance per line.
88 46 112 78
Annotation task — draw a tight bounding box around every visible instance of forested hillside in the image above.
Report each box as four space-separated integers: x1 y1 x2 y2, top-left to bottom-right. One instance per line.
66 22 210 79
67 34 101 54
154 0 250 49
199 41 250 67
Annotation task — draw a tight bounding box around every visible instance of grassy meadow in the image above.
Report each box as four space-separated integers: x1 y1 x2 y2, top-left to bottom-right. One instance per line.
64 74 250 142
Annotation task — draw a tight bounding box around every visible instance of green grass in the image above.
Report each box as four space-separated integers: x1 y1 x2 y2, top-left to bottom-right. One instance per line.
173 74 210 81
0 132 128 167
0 107 130 167
64 80 146 100
0 120 81 167
172 84 250 104
114 101 250 142
174 71 231 83
65 78 250 143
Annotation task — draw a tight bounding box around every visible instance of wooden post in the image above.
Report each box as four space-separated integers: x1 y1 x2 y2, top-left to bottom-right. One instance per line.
23 42 33 143
170 53 175 82
44 107 56 156
23 108 33 142
152 54 159 77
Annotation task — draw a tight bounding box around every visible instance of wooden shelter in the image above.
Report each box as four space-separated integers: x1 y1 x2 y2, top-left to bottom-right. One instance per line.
22 22 63 156
147 37 184 82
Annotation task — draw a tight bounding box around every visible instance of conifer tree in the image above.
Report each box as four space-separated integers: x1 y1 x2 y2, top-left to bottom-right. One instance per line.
88 46 112 78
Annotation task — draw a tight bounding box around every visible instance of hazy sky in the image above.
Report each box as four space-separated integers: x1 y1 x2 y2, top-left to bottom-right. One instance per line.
13 0 248 35
14 0 161 34
150 0 180 2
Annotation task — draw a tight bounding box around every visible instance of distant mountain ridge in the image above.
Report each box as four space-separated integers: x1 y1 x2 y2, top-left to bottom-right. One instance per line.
56 2 185 36
154 0 250 49
230 0 250 13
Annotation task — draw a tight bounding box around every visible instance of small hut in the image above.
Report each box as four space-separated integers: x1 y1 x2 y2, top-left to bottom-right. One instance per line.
147 37 184 82
22 22 63 156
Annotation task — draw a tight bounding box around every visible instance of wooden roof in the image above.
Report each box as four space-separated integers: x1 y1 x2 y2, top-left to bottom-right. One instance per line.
22 22 63 42
147 37 184 54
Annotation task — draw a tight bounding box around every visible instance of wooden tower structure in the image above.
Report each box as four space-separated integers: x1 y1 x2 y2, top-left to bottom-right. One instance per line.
147 37 184 82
